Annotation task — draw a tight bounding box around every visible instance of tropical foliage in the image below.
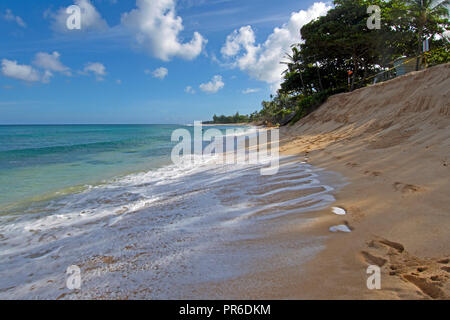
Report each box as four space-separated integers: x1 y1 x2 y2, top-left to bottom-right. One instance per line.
204 112 254 124
245 0 449 125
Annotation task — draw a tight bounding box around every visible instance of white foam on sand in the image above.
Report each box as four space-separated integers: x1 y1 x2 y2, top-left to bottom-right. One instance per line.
329 225 352 233
0 155 344 299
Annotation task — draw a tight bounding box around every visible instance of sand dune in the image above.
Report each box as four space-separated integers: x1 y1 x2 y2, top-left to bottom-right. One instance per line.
280 63 450 299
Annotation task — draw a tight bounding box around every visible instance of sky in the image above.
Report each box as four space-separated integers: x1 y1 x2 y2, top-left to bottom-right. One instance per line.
0 0 332 124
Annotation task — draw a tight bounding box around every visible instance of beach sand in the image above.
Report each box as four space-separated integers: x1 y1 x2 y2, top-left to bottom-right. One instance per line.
275 63 450 299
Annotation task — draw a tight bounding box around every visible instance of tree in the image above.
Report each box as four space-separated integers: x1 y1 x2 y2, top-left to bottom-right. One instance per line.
281 46 307 95
300 0 389 91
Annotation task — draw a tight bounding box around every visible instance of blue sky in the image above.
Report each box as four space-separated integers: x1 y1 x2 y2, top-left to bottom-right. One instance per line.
0 0 329 124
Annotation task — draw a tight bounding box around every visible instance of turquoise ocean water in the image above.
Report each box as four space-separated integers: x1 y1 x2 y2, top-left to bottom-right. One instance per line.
0 124 247 216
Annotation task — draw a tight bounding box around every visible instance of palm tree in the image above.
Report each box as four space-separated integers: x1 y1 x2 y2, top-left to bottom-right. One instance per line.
281 46 307 95
406 0 450 70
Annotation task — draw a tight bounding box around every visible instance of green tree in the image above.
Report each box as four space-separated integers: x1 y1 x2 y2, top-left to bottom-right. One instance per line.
300 0 390 91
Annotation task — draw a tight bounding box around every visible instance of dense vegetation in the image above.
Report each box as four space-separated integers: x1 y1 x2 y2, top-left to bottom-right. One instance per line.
203 112 255 124
209 0 449 126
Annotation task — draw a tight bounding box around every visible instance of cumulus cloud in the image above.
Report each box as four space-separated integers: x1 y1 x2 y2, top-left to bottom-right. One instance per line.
33 52 71 76
185 85 196 94
1 53 72 83
221 2 331 89
49 0 108 33
242 88 261 94
2 54 104 84
3 9 27 28
199 75 224 94
1 59 41 82
151 67 168 79
121 0 207 61
82 62 107 81
221 25 256 57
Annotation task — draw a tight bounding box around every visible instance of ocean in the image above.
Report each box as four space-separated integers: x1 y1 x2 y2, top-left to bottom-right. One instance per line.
0 124 250 215
0 124 342 299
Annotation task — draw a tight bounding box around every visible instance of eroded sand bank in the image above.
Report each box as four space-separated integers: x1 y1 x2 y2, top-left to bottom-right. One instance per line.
277 63 450 299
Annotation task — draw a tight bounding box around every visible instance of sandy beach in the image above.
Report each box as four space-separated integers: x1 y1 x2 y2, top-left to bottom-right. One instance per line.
0 64 447 300
2 0 449 304
0 65 448 300
275 63 450 299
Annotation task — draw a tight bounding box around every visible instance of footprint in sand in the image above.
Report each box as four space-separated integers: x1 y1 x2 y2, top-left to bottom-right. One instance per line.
378 239 404 253
364 171 382 177
345 162 359 168
393 182 422 194
402 274 446 299
361 251 387 267
362 238 449 299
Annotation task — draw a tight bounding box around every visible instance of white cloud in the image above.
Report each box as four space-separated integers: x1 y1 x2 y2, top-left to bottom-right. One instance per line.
33 52 71 76
151 67 168 79
242 88 261 94
121 0 207 61
3 9 27 28
1 59 41 82
82 62 107 81
185 85 196 94
1 55 70 84
221 2 332 89
49 0 108 33
199 75 224 94
2 55 106 84
42 70 53 84
221 25 256 57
